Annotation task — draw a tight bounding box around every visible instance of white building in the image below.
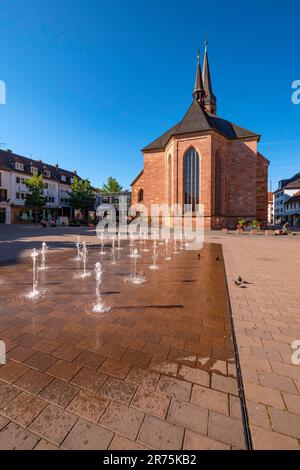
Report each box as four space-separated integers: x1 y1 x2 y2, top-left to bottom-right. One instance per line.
95 190 132 220
274 173 300 224
0 149 77 224
0 168 11 223
285 191 300 227
267 192 274 225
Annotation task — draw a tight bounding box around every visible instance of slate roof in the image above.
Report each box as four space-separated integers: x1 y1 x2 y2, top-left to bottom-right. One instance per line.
203 45 217 108
0 149 79 184
143 99 260 151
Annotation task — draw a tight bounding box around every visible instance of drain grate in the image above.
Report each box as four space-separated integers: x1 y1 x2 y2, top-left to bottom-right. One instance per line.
117 304 184 310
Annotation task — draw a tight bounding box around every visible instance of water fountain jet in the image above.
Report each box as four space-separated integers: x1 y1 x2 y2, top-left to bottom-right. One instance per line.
129 233 134 247
173 235 179 255
39 242 48 270
99 233 105 255
141 231 150 252
75 242 91 279
75 236 81 261
127 248 146 284
93 262 110 313
129 236 140 258
117 231 123 250
150 240 159 270
111 236 117 265
179 233 185 250
26 249 41 299
165 238 171 261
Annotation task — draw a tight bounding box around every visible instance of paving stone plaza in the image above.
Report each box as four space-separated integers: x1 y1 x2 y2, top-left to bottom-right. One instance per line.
0 226 299 450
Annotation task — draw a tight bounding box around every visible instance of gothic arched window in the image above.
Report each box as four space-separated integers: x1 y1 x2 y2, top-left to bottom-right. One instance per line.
215 151 221 215
138 188 144 202
184 147 200 211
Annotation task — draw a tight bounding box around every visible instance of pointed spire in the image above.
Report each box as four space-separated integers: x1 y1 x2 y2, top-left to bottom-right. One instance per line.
202 41 217 114
193 50 205 106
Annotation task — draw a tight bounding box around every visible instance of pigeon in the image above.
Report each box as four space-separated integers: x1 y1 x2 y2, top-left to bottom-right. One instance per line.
198 254 201 260
235 275 252 287
216 256 222 262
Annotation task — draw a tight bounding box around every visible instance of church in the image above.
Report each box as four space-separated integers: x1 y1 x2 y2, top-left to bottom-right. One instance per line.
131 44 269 230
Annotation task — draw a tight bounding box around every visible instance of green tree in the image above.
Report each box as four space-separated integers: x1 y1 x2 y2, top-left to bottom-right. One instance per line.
25 174 46 222
68 177 95 221
101 176 123 193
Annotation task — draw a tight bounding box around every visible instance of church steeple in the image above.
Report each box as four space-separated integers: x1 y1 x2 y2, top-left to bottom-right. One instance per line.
193 51 205 106
202 41 217 115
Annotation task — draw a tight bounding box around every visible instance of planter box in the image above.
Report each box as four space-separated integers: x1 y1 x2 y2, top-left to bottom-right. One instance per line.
250 229 258 235
236 229 244 235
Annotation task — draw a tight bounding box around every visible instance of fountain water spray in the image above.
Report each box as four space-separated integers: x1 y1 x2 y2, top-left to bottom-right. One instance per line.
141 231 150 252
93 262 110 313
39 242 48 270
117 231 123 250
165 238 171 261
100 233 105 255
75 236 81 261
75 241 91 279
179 233 185 250
26 249 40 299
173 235 179 254
139 227 143 244
129 233 134 247
150 240 159 270
158 229 165 245
129 236 140 258
111 236 116 264
127 248 146 284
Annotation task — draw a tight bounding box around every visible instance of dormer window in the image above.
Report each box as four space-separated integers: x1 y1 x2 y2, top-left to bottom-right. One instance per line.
15 162 24 171
61 175 66 182
31 166 38 175
44 170 51 178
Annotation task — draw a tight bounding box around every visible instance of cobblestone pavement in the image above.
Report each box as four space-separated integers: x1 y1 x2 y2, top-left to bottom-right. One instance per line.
206 232 300 450
0 225 300 449
0 233 244 450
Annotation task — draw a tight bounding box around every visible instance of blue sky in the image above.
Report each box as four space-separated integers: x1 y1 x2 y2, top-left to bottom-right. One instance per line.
0 0 299 190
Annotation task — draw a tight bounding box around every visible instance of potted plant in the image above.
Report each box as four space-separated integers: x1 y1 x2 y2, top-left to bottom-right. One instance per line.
251 219 261 235
236 219 246 234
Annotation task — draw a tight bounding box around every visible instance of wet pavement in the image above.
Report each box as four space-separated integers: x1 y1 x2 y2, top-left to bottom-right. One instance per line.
0 238 245 450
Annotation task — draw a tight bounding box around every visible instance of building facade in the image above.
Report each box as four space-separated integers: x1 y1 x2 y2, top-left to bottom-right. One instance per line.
268 192 274 225
0 149 78 224
274 173 300 225
95 190 132 221
131 44 269 230
285 191 300 227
